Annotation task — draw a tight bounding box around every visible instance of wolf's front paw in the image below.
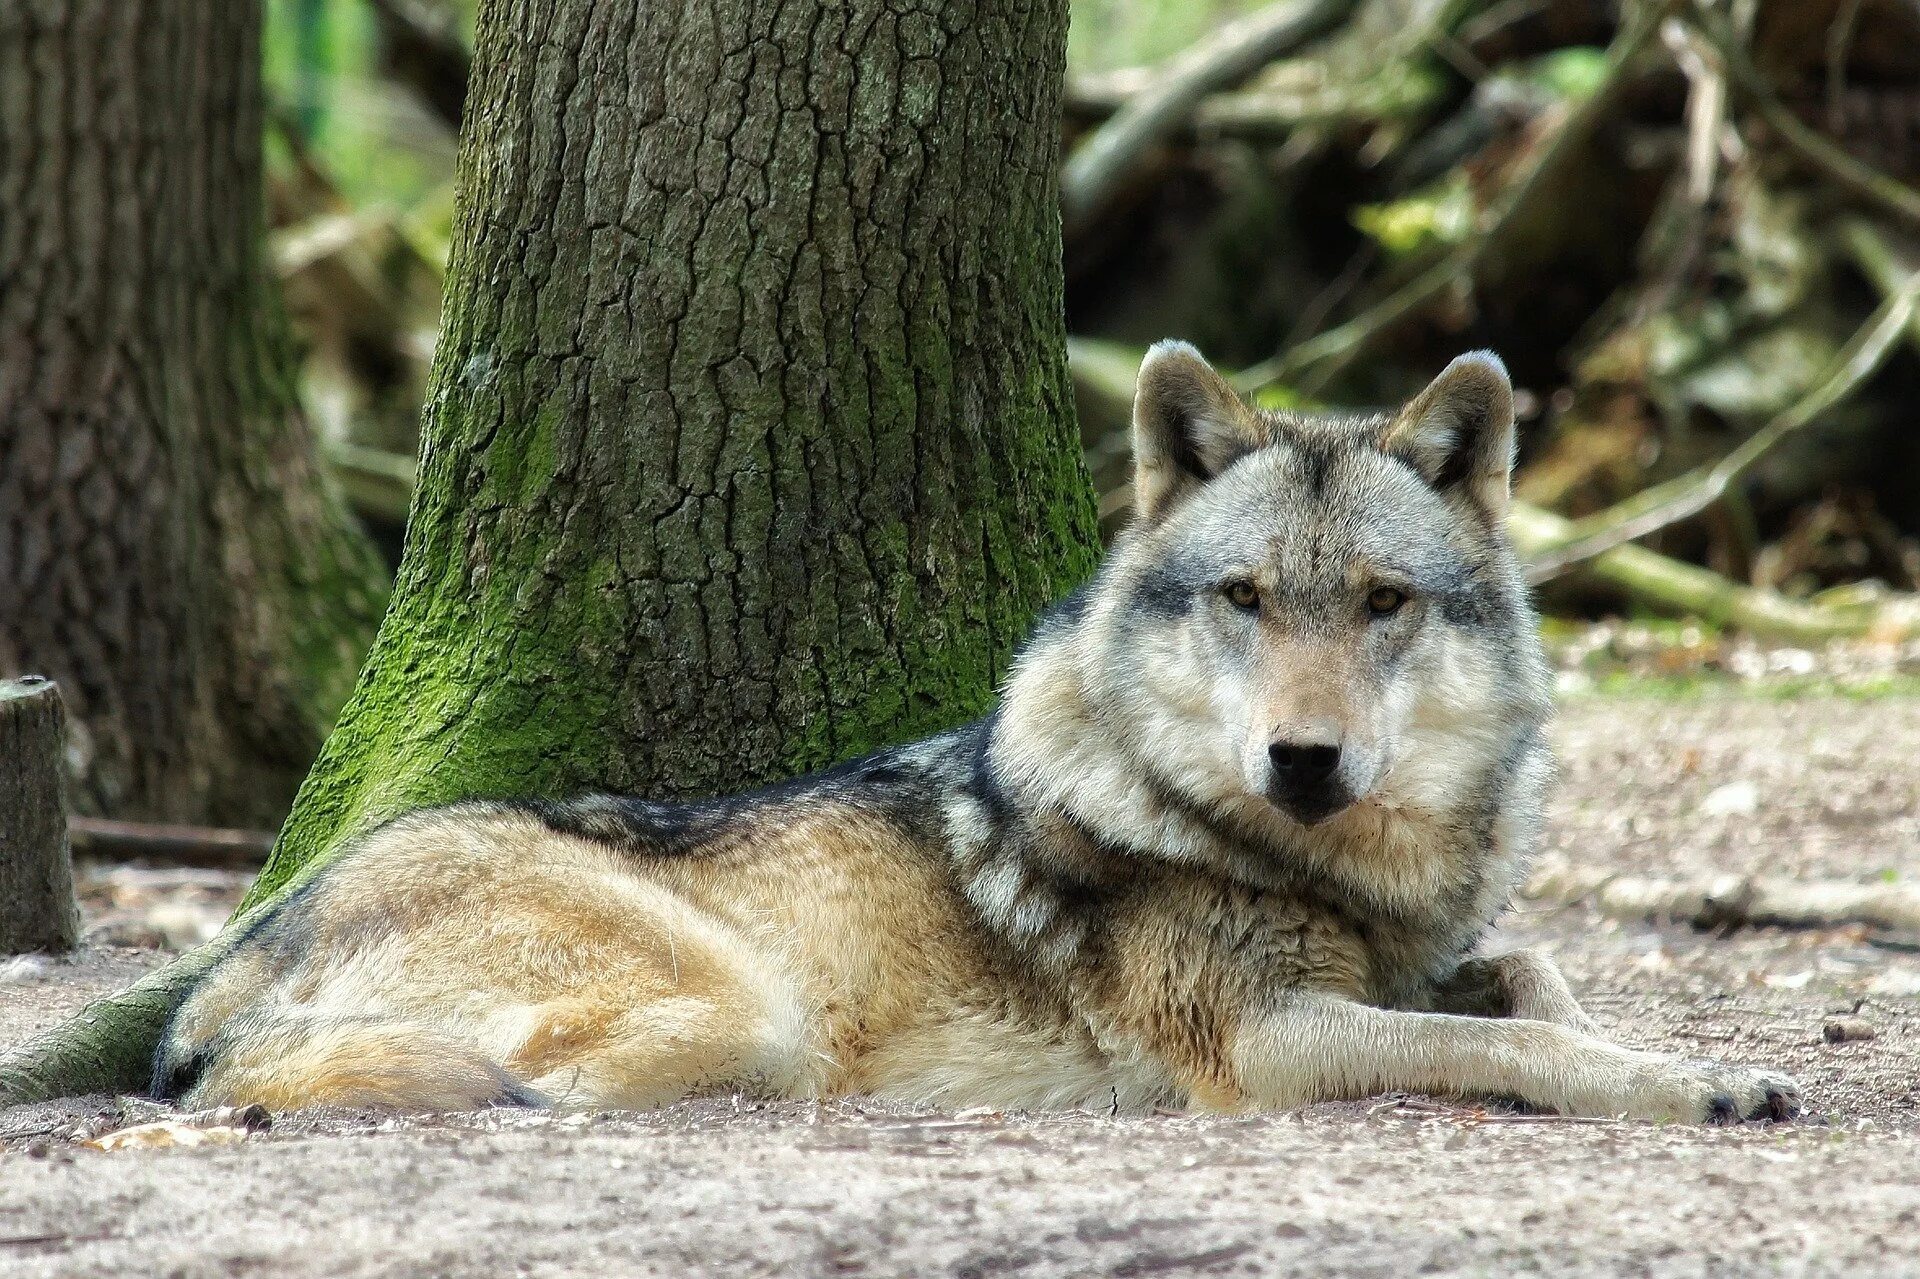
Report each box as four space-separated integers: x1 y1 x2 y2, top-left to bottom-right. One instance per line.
1620 1058 1801 1124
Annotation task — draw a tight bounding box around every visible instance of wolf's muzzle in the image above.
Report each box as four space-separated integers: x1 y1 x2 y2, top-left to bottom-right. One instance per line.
1267 737 1355 825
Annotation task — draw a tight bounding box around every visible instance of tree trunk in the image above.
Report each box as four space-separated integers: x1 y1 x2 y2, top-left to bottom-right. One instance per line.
253 0 1100 901
0 0 387 828
0 0 1098 1102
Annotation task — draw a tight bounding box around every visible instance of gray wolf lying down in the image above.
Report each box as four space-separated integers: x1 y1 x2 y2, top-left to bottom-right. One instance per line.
155 344 1800 1123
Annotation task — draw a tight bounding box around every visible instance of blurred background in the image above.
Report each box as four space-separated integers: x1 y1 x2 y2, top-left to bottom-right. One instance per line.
269 0 1920 689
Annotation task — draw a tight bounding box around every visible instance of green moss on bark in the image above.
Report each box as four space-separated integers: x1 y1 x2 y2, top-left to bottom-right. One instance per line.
244 0 1099 906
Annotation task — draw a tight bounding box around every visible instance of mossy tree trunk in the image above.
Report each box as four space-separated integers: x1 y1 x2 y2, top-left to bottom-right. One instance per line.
0 0 387 827
0 0 1097 1100
251 0 1099 902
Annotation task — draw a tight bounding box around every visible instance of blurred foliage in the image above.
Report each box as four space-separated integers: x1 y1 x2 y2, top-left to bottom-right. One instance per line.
264 0 467 215
1069 0 1271 74
262 0 1920 638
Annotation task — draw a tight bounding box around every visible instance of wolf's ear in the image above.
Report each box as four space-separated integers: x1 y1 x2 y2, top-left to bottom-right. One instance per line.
1379 351 1515 518
1132 341 1268 523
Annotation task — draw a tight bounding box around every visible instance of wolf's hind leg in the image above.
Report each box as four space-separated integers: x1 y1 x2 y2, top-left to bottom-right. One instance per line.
1232 994 1799 1123
513 995 815 1109
1433 949 1599 1035
508 951 820 1109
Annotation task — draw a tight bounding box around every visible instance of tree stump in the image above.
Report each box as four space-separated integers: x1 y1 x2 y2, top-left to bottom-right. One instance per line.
0 677 80 953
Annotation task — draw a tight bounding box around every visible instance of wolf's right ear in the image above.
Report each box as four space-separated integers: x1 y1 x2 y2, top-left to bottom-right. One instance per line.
1131 341 1268 523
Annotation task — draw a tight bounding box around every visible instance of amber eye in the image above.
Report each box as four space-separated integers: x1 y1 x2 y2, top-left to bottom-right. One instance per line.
1224 580 1261 610
1367 586 1408 617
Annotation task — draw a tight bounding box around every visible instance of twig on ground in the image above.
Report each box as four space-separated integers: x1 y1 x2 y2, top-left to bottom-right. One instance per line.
1524 856 1920 934
1369 1095 1622 1125
1060 0 1356 236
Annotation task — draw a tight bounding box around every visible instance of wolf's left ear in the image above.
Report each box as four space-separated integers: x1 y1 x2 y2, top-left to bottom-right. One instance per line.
1132 341 1269 522
1380 351 1515 518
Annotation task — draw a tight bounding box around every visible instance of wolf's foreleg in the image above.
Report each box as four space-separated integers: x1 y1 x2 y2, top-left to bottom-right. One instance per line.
1430 949 1600 1035
1230 994 1799 1123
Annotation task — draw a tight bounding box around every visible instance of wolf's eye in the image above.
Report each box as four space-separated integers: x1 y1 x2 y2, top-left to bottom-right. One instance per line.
1223 580 1261 610
1367 586 1408 617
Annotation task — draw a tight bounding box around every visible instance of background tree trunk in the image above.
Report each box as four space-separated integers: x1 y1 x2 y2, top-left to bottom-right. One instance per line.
0 0 387 827
252 0 1099 900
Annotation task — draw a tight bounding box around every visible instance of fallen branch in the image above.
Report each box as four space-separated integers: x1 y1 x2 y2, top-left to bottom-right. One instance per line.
1525 856 1920 934
66 818 274 871
325 439 418 526
1060 0 1356 235
1509 503 1920 641
1524 270 1920 581
1839 217 1920 357
1064 73 1435 141
1232 0 1667 398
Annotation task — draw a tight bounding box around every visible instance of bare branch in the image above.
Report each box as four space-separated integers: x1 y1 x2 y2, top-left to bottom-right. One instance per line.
1524 274 1920 582
1059 0 1355 236
1232 0 1668 398
1693 7 1920 228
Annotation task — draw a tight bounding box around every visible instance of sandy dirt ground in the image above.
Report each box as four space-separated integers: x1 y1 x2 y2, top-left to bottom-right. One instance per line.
2 694 1918 1277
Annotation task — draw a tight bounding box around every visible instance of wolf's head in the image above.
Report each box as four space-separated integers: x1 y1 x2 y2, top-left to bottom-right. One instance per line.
1056 341 1548 839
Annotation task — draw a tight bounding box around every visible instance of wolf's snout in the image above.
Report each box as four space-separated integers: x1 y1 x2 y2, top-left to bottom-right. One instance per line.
1266 730 1353 824
1268 739 1340 781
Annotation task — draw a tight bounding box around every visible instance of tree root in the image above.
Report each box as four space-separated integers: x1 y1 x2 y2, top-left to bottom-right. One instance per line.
0 890 290 1108
0 947 213 1107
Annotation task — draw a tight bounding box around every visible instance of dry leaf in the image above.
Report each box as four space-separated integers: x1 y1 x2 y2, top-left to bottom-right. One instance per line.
84 1121 254 1152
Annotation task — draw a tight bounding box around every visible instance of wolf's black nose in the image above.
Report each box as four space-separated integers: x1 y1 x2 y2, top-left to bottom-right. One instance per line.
1269 740 1341 783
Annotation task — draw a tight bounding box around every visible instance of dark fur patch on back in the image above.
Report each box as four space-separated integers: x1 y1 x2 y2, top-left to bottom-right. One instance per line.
957 712 1019 828
509 742 949 857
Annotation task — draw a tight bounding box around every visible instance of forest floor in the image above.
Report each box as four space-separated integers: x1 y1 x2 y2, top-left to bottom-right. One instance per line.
3 689 1919 1277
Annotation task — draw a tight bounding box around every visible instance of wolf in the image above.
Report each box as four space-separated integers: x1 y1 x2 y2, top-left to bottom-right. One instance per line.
154 343 1799 1122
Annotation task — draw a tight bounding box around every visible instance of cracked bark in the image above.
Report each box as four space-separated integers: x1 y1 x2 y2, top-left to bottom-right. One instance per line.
250 0 1102 901
0 0 388 827
0 0 1098 1103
